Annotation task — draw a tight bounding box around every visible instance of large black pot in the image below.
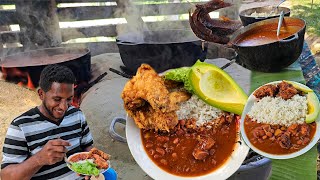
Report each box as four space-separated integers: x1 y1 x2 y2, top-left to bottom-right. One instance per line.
239 6 290 26
116 30 207 74
0 47 91 87
230 17 306 72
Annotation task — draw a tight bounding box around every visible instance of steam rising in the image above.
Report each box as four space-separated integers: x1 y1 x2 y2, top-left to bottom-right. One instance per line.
0 0 242 58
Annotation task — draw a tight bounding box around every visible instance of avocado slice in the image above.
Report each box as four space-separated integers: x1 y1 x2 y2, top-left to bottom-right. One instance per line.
189 61 248 115
306 91 320 123
283 80 319 123
284 80 313 93
283 81 319 123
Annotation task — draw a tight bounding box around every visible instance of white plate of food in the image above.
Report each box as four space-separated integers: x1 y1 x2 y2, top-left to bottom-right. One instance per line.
122 63 250 180
126 115 249 180
67 148 111 176
240 80 320 159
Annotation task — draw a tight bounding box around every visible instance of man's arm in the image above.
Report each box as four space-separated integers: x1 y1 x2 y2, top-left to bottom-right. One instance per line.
1 154 42 180
1 139 70 180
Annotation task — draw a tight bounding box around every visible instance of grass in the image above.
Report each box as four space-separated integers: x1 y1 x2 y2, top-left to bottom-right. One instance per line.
290 0 320 36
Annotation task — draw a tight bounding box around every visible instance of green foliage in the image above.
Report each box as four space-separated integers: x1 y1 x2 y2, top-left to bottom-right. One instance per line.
270 146 317 180
290 0 320 36
164 67 193 92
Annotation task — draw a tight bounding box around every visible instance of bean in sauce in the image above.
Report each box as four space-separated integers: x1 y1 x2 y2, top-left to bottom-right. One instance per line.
244 115 316 154
141 116 238 177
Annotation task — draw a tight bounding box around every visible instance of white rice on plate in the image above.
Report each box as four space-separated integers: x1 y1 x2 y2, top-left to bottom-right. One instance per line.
176 95 223 126
248 94 308 126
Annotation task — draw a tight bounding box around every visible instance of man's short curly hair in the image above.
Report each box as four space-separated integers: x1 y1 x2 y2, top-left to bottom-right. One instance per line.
39 64 76 92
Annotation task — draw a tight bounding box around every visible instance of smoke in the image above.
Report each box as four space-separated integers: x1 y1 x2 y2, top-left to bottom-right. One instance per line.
16 0 62 48
0 0 62 59
114 0 148 42
0 0 244 58
114 0 242 43
114 0 196 42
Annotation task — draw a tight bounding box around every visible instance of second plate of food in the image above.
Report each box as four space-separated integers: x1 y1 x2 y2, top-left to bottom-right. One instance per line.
67 148 111 176
240 80 320 159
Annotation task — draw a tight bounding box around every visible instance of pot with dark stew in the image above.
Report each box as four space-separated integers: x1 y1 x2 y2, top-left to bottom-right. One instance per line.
230 17 306 72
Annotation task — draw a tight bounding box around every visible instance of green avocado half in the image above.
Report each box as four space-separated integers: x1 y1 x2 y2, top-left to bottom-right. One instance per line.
286 80 319 123
306 91 320 123
189 61 248 115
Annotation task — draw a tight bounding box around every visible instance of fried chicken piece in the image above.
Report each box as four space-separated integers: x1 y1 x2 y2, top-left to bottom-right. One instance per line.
122 64 172 112
92 154 109 169
128 105 178 131
253 84 278 99
87 148 110 169
88 147 110 160
122 64 190 131
277 81 298 100
169 91 192 110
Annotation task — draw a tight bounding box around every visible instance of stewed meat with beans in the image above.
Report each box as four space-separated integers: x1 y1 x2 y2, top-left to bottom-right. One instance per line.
141 114 238 177
192 137 215 160
245 115 316 154
253 81 299 100
277 81 299 100
253 84 278 99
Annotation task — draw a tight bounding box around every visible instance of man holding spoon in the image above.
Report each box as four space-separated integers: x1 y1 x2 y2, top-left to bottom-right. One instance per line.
1 65 95 180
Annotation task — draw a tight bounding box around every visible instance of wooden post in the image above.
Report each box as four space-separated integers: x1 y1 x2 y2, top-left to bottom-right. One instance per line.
15 0 61 49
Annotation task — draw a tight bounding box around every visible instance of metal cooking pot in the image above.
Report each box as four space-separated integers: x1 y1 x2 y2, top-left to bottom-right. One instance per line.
239 6 290 26
0 47 91 86
229 17 306 72
116 30 207 74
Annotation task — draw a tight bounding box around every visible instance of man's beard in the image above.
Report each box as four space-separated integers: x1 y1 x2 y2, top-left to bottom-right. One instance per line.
43 100 63 120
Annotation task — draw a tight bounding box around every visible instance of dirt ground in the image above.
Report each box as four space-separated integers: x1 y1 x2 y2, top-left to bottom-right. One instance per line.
0 80 40 163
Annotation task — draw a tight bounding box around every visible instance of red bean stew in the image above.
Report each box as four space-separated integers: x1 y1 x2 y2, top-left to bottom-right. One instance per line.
244 81 316 154
141 114 239 177
244 116 316 154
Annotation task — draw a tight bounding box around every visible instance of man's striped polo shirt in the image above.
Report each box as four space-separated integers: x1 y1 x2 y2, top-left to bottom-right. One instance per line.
1 106 94 180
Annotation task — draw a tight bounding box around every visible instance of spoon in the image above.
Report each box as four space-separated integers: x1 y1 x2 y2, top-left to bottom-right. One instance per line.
267 0 286 17
276 11 285 36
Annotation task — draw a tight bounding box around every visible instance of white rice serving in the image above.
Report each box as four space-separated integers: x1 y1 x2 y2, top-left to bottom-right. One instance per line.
176 95 223 126
248 94 308 126
249 11 277 17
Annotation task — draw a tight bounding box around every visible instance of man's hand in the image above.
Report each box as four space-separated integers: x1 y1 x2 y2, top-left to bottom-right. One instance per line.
77 174 92 180
34 139 71 166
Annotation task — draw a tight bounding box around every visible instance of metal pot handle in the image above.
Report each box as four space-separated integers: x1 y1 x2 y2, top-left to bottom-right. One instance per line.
116 41 136 45
279 33 299 43
109 117 127 143
255 17 267 20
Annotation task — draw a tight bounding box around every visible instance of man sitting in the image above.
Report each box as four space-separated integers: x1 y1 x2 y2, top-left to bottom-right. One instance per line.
1 64 94 180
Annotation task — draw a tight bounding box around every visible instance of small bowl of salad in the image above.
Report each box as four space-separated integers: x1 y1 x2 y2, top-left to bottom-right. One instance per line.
67 148 110 176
